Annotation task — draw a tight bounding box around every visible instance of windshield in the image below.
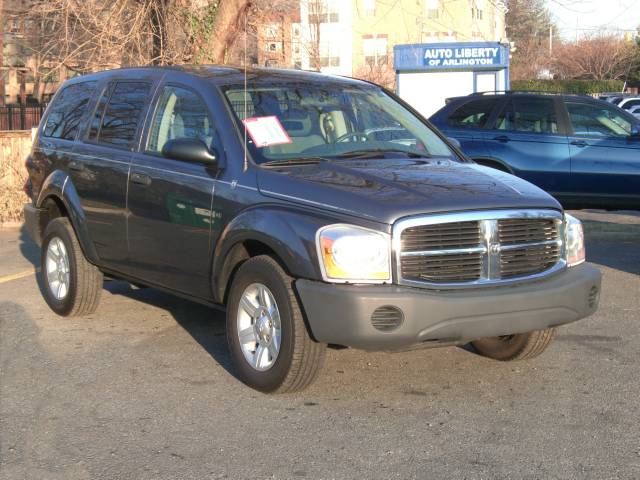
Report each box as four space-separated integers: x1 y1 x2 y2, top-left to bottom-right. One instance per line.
222 82 456 164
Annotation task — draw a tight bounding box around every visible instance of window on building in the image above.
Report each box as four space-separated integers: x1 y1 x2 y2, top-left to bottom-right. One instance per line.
91 81 151 149
471 0 484 20
308 0 340 24
363 0 375 15
426 0 439 19
447 98 499 129
319 42 341 68
363 35 388 66
494 98 558 134
42 81 97 140
265 23 279 38
147 86 215 154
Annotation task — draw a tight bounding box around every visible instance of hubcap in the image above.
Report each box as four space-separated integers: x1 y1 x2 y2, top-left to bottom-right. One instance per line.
236 283 282 371
45 237 70 301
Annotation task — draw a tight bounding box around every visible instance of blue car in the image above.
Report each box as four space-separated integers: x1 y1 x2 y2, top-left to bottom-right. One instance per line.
430 92 640 209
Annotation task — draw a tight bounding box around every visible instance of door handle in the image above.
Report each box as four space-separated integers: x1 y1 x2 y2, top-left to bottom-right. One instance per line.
571 139 588 147
493 135 510 143
68 160 84 172
130 171 152 186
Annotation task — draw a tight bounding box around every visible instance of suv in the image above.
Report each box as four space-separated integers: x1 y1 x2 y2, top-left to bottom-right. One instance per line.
430 92 640 209
24 67 601 393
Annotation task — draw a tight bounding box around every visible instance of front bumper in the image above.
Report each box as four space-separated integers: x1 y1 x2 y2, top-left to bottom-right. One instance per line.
296 263 601 350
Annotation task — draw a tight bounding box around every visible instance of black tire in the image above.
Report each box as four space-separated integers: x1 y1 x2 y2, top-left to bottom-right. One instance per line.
471 328 555 361
41 217 103 316
226 255 326 393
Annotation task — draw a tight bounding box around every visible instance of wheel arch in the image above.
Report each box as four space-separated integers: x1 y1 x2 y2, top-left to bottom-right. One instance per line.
36 170 99 263
212 205 341 304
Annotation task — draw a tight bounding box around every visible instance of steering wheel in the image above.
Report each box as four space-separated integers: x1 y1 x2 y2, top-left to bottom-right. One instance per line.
336 131 369 143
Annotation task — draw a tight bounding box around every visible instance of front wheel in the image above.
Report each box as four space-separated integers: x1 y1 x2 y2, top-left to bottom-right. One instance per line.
470 328 555 361
226 256 326 393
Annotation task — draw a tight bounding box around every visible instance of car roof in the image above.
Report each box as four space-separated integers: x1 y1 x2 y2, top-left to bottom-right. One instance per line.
61 65 369 89
445 91 606 107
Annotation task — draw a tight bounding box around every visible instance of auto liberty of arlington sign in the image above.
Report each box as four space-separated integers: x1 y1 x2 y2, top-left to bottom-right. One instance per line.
394 42 510 72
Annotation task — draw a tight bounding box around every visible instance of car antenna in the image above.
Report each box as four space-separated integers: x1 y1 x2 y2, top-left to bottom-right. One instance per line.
243 8 249 172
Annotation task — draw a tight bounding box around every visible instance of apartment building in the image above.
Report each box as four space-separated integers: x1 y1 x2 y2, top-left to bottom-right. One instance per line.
295 0 507 77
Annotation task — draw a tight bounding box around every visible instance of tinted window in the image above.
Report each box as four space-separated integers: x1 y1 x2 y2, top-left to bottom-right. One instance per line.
88 83 114 141
495 98 558 134
566 102 632 137
147 86 214 153
43 82 96 140
447 98 498 128
97 82 151 149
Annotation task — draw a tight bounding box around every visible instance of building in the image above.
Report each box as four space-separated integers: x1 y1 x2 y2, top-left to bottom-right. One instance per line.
296 0 507 79
1 0 61 105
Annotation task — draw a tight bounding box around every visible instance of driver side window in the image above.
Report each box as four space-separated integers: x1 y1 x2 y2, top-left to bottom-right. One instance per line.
147 86 214 154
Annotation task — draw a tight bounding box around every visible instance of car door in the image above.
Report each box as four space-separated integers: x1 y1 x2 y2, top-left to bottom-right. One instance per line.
564 100 640 204
126 83 221 299
485 96 571 197
70 80 154 269
436 97 501 159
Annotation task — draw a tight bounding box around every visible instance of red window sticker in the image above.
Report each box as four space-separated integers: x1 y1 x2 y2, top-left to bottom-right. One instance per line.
242 116 292 148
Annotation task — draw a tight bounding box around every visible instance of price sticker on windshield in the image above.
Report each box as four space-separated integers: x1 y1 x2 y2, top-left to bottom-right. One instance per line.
242 116 292 148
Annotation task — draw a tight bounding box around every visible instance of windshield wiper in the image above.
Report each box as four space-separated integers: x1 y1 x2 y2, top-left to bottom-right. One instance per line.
332 149 429 159
260 157 327 167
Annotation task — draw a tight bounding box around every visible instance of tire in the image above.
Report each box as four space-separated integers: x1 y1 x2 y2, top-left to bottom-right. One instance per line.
41 217 103 317
226 255 326 393
470 328 555 361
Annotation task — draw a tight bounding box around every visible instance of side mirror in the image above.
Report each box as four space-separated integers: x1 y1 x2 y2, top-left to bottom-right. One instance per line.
162 138 217 165
447 137 461 149
630 124 640 139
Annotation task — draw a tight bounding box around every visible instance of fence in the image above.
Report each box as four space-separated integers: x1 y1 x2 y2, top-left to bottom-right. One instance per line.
0 104 47 131
1 130 33 223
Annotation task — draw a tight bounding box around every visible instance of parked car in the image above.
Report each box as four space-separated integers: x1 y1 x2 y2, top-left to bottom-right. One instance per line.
24 67 601 393
629 105 640 119
431 92 640 209
617 97 640 111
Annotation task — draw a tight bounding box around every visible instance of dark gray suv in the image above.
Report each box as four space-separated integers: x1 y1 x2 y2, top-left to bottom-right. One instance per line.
24 66 601 392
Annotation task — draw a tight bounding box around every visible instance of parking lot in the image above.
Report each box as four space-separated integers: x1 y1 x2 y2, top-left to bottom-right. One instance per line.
1 210 639 480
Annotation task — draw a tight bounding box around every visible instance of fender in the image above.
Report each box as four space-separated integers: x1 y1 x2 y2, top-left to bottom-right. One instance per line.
36 170 99 263
211 204 361 303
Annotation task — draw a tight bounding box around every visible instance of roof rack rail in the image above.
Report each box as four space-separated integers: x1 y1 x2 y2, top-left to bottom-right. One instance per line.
471 90 590 96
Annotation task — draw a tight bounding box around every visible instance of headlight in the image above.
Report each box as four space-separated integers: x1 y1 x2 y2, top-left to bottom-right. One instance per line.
316 224 391 283
564 213 585 267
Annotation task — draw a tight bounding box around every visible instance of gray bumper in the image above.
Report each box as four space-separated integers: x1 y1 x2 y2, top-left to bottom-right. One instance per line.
296 263 601 350
23 203 43 246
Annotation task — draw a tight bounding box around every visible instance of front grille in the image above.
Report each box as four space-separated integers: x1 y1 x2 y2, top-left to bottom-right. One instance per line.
395 210 564 287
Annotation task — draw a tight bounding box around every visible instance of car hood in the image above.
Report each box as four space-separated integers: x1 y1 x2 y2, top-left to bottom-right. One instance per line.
257 158 561 225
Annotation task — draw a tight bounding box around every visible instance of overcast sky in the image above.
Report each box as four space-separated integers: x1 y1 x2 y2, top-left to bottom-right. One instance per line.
548 0 639 39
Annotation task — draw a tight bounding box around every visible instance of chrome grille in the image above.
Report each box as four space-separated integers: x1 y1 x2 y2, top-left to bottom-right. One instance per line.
394 210 565 288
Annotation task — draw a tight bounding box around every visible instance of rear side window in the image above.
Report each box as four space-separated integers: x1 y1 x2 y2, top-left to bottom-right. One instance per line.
623 99 640 110
494 97 558 134
566 102 632 137
42 81 96 140
447 98 498 129
91 81 152 149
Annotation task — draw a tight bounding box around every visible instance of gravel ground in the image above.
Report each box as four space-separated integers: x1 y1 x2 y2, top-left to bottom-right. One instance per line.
1 210 639 480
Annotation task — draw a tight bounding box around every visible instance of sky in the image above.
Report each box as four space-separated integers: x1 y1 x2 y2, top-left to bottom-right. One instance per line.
547 0 640 39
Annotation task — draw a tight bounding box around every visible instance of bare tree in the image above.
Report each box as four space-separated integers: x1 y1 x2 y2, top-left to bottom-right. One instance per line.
552 34 638 81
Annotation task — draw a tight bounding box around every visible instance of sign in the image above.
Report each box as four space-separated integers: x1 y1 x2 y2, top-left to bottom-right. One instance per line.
242 116 292 148
394 42 509 72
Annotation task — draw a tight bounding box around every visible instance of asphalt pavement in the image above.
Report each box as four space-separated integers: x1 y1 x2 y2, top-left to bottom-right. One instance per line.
1 211 639 480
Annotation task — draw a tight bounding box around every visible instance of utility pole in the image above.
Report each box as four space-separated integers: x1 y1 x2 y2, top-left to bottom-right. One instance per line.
0 0 5 106
549 25 553 53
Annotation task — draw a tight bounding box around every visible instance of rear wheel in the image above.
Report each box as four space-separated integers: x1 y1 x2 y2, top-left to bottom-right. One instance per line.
226 255 326 393
41 217 103 316
471 328 555 361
